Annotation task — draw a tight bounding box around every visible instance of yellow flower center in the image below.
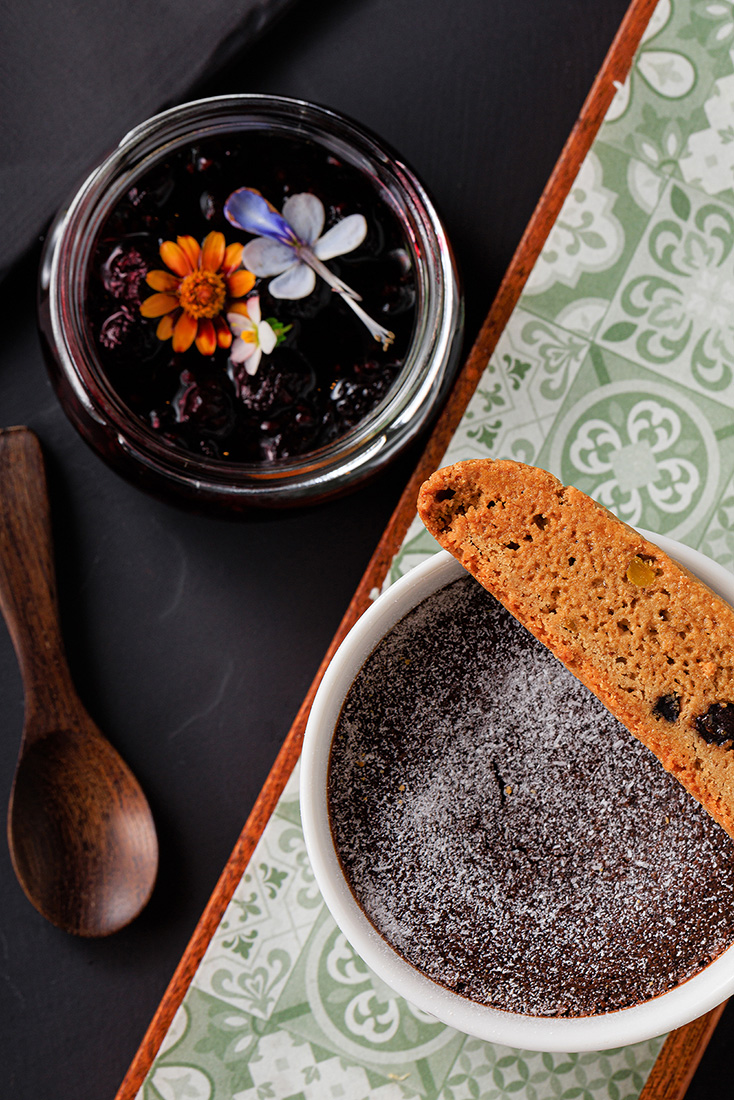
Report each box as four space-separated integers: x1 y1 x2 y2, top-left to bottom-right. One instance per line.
178 269 226 319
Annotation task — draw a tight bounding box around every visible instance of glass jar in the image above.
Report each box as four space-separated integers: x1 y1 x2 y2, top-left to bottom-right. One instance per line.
39 95 463 511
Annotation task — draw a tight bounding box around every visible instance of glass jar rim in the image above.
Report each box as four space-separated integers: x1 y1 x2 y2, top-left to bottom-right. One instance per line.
45 94 463 503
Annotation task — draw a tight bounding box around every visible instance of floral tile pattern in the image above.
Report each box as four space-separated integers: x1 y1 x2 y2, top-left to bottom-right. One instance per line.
600 0 734 172
140 1 734 1097
522 145 649 326
598 178 734 402
539 353 729 541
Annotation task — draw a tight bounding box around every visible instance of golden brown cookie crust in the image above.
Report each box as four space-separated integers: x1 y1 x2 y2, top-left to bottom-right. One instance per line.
418 458 734 838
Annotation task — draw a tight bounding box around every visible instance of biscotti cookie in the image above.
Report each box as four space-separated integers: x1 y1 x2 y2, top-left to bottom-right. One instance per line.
417 458 734 838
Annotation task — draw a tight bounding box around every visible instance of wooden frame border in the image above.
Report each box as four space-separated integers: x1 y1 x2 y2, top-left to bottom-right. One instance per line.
116 1 721 1095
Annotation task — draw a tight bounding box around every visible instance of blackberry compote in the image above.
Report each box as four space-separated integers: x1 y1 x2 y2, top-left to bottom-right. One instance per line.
87 131 416 464
40 96 463 511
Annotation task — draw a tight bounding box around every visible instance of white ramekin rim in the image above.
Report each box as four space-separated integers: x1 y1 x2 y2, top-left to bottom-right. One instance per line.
301 532 734 1051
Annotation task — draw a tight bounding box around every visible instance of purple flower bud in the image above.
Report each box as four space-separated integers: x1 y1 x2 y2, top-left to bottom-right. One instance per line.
224 188 298 246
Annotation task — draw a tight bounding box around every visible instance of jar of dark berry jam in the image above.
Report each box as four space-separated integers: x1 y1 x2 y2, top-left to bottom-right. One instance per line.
39 95 463 511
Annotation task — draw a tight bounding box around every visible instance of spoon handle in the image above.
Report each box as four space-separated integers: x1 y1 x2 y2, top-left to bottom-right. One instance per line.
0 427 77 736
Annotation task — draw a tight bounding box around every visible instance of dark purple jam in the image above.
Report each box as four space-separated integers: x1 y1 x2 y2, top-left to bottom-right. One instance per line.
85 132 416 463
328 576 734 1017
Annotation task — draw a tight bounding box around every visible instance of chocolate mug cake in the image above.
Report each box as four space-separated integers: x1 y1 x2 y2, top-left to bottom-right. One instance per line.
327 574 734 1017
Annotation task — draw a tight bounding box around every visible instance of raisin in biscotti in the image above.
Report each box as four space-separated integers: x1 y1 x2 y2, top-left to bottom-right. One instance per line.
417 458 734 838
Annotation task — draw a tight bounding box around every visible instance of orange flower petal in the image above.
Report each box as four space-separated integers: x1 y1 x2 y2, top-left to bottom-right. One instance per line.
227 270 256 298
160 240 193 277
172 311 198 353
177 235 202 270
222 242 244 275
156 314 176 341
146 269 180 292
140 292 180 318
195 318 217 356
226 301 250 317
201 231 226 274
214 316 233 349
194 319 217 356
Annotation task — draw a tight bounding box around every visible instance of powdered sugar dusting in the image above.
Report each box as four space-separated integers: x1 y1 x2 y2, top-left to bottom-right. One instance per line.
328 576 734 1017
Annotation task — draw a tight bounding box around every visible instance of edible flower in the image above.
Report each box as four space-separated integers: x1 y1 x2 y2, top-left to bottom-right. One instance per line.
224 189 394 349
227 295 288 375
140 231 255 355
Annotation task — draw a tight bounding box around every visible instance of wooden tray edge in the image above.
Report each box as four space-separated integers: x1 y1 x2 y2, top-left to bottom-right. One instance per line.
638 1003 727 1100
114 2 718 1097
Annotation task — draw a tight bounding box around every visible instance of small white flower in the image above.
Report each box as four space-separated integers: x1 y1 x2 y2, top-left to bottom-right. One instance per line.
227 295 277 376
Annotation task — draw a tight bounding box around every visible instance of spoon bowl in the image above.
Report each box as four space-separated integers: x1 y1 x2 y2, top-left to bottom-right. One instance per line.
0 427 158 936
9 727 157 937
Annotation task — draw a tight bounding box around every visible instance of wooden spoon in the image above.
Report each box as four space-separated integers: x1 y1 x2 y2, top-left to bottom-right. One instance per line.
0 427 158 936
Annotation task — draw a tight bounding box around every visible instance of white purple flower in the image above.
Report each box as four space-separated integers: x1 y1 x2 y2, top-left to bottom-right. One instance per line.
224 189 394 348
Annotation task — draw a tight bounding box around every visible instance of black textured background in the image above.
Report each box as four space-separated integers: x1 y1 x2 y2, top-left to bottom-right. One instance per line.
1 1 728 1097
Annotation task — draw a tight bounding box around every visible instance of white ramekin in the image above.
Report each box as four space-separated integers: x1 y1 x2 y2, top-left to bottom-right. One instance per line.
301 535 734 1052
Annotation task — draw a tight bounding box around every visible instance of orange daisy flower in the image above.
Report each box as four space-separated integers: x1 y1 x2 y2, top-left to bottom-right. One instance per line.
140 231 255 355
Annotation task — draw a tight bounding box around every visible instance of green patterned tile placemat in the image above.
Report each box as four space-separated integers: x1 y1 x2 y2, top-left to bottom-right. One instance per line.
138 1 734 1096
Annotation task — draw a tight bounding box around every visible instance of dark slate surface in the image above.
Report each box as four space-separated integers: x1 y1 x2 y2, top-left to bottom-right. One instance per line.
0 0 297 278
1 1 728 1097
